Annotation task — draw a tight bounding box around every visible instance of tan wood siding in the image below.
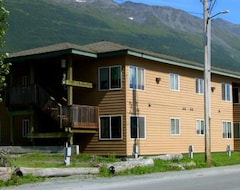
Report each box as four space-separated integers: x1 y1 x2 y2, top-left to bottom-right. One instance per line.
125 56 234 156
74 56 127 155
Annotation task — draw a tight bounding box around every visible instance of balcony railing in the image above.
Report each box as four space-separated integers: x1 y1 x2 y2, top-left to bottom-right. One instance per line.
6 85 99 130
63 105 98 129
7 85 35 105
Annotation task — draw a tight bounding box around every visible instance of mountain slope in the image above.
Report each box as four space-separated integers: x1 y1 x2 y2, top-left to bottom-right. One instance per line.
3 0 240 71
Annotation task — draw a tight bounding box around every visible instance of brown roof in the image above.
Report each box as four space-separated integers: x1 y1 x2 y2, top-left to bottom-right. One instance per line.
8 42 90 58
7 41 240 78
8 41 199 66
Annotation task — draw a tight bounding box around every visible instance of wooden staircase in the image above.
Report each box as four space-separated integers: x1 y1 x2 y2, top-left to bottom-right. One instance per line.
35 85 69 129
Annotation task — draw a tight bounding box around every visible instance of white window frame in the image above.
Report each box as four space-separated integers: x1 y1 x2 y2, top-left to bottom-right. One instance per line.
99 115 123 140
98 65 122 91
196 119 205 135
130 115 146 139
196 78 204 95
129 66 145 90
222 121 232 139
222 83 232 102
234 122 240 139
22 119 30 138
170 118 180 135
170 73 180 91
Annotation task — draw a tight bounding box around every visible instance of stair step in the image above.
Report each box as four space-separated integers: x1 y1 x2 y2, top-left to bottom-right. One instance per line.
59 115 68 119
49 107 58 111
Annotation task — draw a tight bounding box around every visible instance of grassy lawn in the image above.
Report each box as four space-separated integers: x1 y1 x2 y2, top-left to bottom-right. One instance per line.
11 152 119 168
0 151 240 187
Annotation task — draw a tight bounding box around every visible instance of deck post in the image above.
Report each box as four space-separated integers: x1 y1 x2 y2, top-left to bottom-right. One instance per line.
67 57 73 145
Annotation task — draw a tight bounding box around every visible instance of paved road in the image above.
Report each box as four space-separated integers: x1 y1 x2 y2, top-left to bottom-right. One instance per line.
3 165 240 190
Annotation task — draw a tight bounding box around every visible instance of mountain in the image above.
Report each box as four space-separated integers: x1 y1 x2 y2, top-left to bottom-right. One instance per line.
3 0 240 71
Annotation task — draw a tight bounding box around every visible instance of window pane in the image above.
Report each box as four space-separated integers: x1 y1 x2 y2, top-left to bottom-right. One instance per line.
233 88 239 103
131 117 137 138
196 79 204 94
111 67 121 89
222 84 232 101
222 84 225 100
170 74 179 90
196 120 205 135
100 68 109 90
170 74 175 90
130 67 136 89
201 120 205 134
171 119 175 134
171 118 180 134
226 84 231 101
234 123 240 138
111 116 121 138
139 117 145 138
100 117 110 138
138 68 144 90
176 119 179 134
223 121 232 139
131 116 145 138
22 119 29 138
130 66 144 90
227 122 232 138
174 75 179 90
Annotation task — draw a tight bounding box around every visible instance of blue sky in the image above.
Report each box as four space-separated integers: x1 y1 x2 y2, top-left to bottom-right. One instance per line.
114 0 240 24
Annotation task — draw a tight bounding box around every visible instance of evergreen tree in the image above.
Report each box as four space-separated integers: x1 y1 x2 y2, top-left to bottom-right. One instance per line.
0 0 10 102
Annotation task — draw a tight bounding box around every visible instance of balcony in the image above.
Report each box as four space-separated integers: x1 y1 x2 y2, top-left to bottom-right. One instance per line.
66 105 99 130
6 85 36 106
6 85 99 130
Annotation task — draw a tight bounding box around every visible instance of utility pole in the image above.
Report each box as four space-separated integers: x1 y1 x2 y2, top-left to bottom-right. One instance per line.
202 0 229 165
203 0 212 165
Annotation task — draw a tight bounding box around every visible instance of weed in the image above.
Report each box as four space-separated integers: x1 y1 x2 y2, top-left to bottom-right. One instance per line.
0 174 45 188
99 165 112 177
0 147 12 167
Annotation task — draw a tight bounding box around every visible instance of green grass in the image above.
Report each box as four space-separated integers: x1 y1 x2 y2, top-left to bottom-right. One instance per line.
0 174 45 187
1 152 240 187
118 152 240 176
11 153 120 168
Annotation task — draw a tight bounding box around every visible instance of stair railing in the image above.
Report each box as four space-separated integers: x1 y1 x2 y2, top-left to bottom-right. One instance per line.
34 84 64 126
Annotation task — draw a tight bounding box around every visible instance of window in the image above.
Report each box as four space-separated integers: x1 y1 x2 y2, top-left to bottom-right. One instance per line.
130 116 145 139
22 75 30 86
170 73 180 91
99 66 121 90
222 83 232 101
234 123 240 138
196 78 204 94
233 87 240 103
22 119 30 138
196 119 205 135
100 116 122 140
129 66 144 90
222 121 232 139
170 118 180 135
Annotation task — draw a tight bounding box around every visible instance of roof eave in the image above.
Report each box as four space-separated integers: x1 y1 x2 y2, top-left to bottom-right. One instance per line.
127 50 240 79
6 49 97 62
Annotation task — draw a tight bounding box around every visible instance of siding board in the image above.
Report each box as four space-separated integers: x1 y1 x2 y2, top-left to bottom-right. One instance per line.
126 56 234 156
